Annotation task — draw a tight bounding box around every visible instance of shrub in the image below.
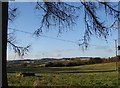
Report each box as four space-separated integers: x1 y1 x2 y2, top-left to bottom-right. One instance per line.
45 61 64 67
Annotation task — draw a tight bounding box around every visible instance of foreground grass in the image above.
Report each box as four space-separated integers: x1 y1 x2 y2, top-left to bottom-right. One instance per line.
7 62 119 87
7 72 118 87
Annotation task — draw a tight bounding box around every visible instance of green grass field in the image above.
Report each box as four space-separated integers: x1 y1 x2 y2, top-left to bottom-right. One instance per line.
7 62 117 73
7 62 119 87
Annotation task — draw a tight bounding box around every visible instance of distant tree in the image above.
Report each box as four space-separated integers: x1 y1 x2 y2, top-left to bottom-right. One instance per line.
45 62 54 67
88 57 103 64
2 1 120 87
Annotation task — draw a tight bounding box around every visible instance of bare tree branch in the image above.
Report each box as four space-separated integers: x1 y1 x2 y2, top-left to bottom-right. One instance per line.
7 40 31 57
34 2 79 36
8 6 17 22
8 6 30 57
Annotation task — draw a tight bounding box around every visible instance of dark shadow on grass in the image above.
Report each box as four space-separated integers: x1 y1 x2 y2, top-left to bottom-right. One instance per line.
48 70 117 74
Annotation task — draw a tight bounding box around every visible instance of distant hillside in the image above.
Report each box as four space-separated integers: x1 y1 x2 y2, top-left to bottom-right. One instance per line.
7 57 92 64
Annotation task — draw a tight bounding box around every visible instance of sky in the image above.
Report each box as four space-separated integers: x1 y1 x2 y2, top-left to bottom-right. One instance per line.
7 0 120 2
7 2 119 60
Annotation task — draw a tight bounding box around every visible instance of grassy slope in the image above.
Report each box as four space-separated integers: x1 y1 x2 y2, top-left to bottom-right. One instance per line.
7 62 117 73
7 62 119 86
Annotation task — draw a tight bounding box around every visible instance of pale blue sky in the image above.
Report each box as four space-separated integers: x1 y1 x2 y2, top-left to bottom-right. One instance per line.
7 2 118 60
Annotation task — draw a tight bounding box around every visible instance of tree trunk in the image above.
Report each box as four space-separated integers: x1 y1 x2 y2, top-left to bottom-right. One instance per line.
2 2 8 87
0 2 2 88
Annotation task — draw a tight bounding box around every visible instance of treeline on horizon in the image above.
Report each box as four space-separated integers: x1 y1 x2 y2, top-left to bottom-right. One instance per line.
45 56 120 67
7 56 120 68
